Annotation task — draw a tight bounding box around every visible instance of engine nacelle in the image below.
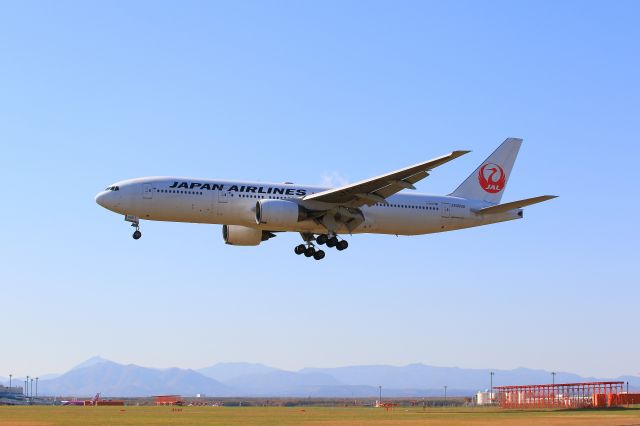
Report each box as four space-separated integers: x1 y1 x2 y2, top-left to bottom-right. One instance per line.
222 225 275 246
255 199 306 227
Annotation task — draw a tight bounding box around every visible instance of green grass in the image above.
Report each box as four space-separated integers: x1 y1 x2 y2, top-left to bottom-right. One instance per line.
1 406 640 425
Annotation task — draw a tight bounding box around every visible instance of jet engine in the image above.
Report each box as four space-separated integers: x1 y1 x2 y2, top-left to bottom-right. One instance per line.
255 200 307 227
222 225 275 246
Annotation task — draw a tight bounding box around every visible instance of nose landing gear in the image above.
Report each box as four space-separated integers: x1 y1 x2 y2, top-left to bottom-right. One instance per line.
125 215 142 240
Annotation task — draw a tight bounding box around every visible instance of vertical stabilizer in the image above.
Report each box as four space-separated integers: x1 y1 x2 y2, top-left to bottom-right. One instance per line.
450 138 522 204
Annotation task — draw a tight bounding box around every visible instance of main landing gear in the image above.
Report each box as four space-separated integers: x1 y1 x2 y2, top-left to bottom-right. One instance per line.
295 232 325 260
294 244 325 260
316 234 348 251
294 233 348 260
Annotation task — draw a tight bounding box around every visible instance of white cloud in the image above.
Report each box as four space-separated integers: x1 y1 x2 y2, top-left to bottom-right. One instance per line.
320 171 350 187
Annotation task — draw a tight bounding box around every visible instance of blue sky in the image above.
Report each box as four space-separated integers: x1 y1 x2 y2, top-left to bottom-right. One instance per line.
1 1 639 381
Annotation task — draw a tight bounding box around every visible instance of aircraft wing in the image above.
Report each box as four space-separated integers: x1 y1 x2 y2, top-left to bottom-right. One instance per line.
303 150 470 207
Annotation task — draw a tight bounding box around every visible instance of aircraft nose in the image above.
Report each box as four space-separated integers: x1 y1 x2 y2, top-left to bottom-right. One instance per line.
95 191 108 208
95 189 121 211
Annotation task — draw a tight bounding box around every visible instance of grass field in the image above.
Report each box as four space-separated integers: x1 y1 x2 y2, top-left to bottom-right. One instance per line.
1 406 640 426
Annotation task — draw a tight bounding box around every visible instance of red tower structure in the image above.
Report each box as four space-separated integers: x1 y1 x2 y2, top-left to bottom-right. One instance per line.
494 381 629 408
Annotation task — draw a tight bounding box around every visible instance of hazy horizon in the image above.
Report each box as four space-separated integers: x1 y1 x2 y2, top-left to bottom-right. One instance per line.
4 354 640 384
4 356 639 398
2 1 639 379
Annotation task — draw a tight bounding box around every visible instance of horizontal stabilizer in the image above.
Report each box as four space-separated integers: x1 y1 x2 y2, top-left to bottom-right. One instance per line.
475 195 558 215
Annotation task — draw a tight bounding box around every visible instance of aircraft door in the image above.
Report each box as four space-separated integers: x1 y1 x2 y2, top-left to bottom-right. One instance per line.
216 190 229 217
441 203 451 218
143 183 153 199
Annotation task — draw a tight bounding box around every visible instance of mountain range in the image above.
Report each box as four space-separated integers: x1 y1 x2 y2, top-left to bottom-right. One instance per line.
3 357 638 397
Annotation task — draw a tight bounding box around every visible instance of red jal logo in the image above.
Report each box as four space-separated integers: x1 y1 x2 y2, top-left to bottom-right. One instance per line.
478 163 505 193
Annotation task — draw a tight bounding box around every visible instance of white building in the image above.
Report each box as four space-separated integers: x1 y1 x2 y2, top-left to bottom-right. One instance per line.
476 390 496 405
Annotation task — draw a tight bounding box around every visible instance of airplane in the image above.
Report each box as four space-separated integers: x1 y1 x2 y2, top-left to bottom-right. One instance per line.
95 138 556 260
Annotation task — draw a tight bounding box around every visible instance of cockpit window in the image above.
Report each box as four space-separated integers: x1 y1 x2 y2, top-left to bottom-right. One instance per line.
104 186 120 191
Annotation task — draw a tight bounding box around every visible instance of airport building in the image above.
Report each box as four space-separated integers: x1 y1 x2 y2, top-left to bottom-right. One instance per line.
0 385 26 404
153 395 184 406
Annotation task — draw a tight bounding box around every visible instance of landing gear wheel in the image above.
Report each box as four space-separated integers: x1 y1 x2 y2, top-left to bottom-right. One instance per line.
132 230 142 240
327 236 338 248
294 244 306 255
336 240 348 251
313 250 325 260
304 247 316 257
316 235 328 245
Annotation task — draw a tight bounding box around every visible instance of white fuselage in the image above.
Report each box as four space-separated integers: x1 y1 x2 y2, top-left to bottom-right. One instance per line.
95 177 521 236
